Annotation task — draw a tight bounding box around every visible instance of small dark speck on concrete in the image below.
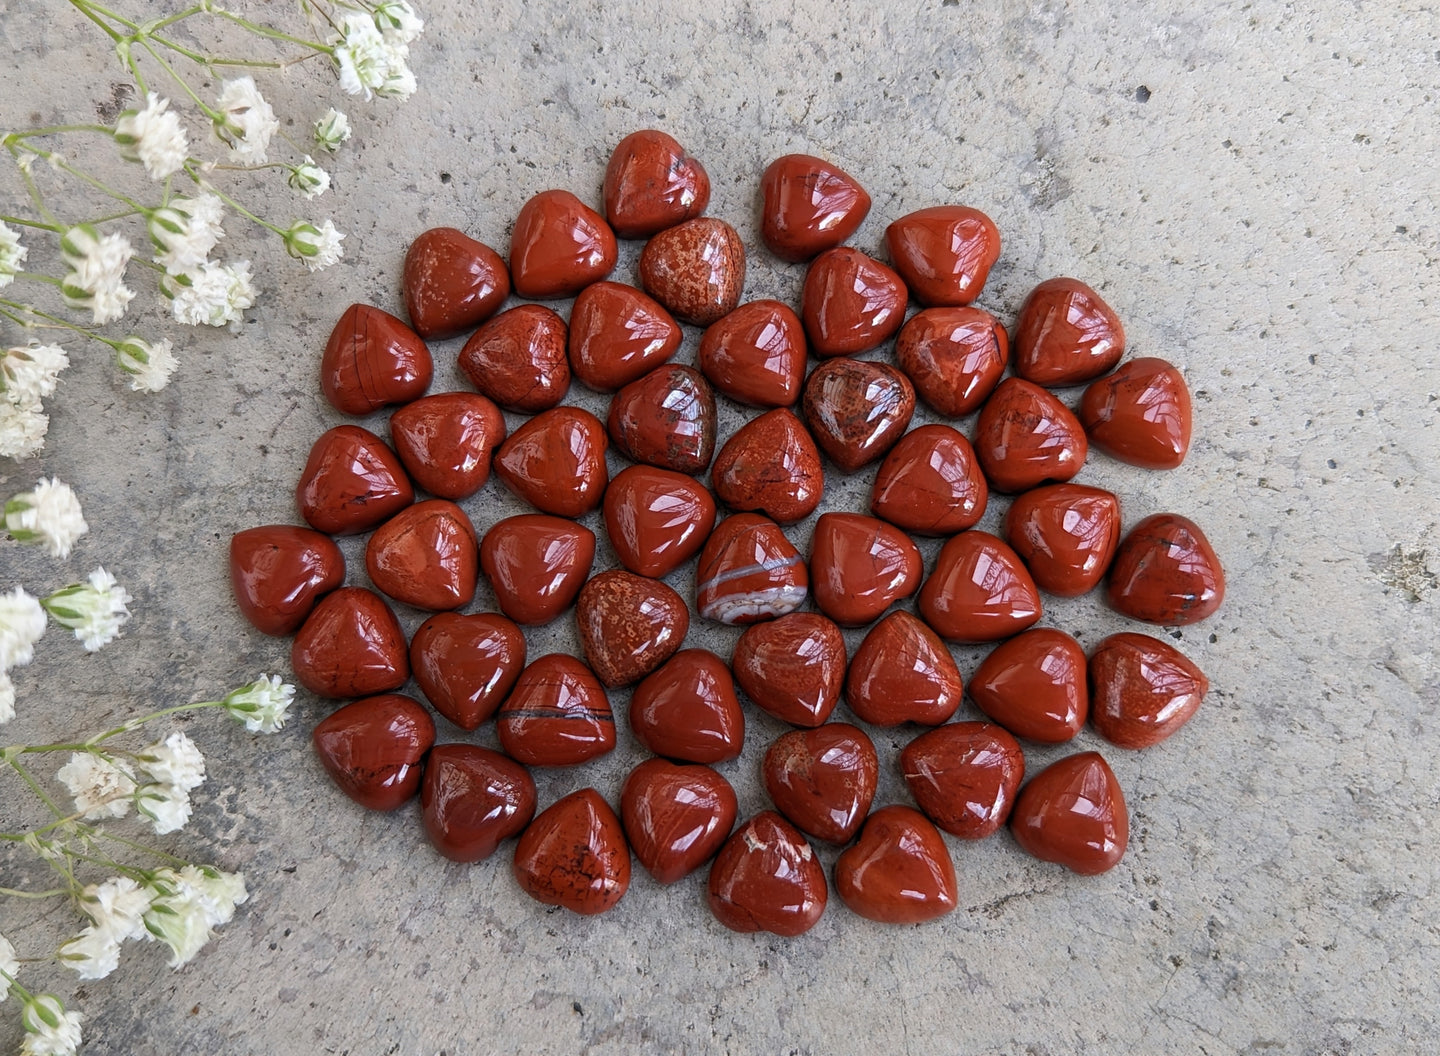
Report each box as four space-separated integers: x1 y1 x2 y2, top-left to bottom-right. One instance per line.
190 1005 200 1015
1209 633 1218 643
1135 85 1152 102
1327 458 1337 468
1396 225 1407 233
573 1002 584 1015
942 0 959 6
440 172 452 183
1170 629 1183 640
1309 354 1317 364
834 71 842 82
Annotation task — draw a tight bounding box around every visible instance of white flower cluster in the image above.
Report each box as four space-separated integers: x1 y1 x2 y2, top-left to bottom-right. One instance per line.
114 94 190 180
288 155 330 199
1 341 68 460
163 259 257 328
0 220 27 288
149 191 225 274
0 586 46 724
313 107 351 152
212 76 278 166
4 477 88 558
116 335 178 393
42 566 132 652
223 674 295 733
55 753 135 819
333 1 423 101
133 730 207 834
284 219 345 272
59 224 135 326
19 992 83 1056
0 932 17 1000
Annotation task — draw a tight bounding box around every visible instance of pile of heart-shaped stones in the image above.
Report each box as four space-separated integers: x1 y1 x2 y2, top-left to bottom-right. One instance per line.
229 130 1223 935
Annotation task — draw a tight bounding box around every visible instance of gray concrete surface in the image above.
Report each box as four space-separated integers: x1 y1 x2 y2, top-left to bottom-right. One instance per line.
2 0 1438 1052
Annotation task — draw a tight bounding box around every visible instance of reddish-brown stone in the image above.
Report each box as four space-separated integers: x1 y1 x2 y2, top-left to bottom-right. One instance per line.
731 612 846 728
695 514 808 625
291 587 408 698
884 206 1001 307
895 307 1009 417
638 217 745 326
1004 483 1121 597
602 465 716 578
1014 277 1126 387
388 392 506 501
869 424 988 536
846 611 963 726
575 569 689 687
496 654 615 767
401 227 510 340
901 722 1026 839
918 531 1042 643
492 406 608 517
1089 632 1209 748
312 694 434 811
409 612 526 730
1079 357 1192 469
974 378 1089 494
508 189 617 299
835 806 958 923
698 300 807 407
365 500 478 611
296 425 413 536
479 514 595 625
803 358 915 472
620 759 736 884
629 649 744 763
568 281 682 392
708 811 827 936
603 129 710 239
458 304 571 413
711 408 824 524
321 304 433 415
607 364 716 474
513 789 630 914
800 247 907 357
809 512 922 627
421 744 535 862
229 525 344 636
1010 752 1129 875
759 154 870 263
1107 513 1225 625
970 628 1087 743
762 723 877 843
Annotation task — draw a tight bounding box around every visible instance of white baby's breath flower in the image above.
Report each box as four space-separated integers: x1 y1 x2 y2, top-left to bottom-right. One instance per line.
373 0 424 44
149 192 225 274
0 932 18 1000
212 76 278 165
375 46 418 100
116 336 178 393
42 567 132 652
1 343 69 406
55 752 135 819
333 13 389 99
80 877 153 943
142 869 213 966
313 108 351 152
4 477 88 559
114 93 189 180
19 993 83 1056
59 225 135 325
138 731 206 792
56 926 120 981
287 155 330 199
0 222 27 288
0 586 47 669
135 781 193 835
284 220 344 271
179 865 249 928
164 259 256 327
0 398 48 460
223 674 294 733
0 670 14 724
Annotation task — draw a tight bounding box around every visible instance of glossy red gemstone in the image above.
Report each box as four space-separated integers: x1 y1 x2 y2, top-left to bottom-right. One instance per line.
409 612 526 730
846 611 963 726
762 723 877 843
312 694 434 811
638 217 745 326
513 789 630 914
401 227 510 340
869 424 988 536
574 569 689 688
492 406 608 518
969 628 1087 743
321 304 433 415
291 587 408 698
620 758 736 884
974 378 1089 494
1079 357 1192 469
901 721 1025 839
1010 752 1129 875
884 205 1001 307
603 129 710 239
1003 483 1121 597
568 281 682 393
731 612 846 727
629 649 744 763
895 306 1008 416
1089 632 1209 748
698 300 807 407
509 189 617 299
607 364 716 474
295 425 413 536
364 499 478 611
458 304 571 413
759 154 870 263
388 391 506 501
800 247 907 357
917 531 1042 643
1106 513 1224 625
602 465 716 578
229 525 344 636
1014 277 1125 387
421 744 535 862
710 407 824 524
695 514 808 625
803 357 915 472
835 806 958 923
708 811 827 936
478 514 595 625
496 654 615 767
808 512 922 627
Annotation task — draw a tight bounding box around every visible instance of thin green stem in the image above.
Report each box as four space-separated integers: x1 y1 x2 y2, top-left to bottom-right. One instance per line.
138 40 219 119
8 757 65 819
12 143 147 212
13 160 59 226
0 301 125 349
0 887 70 899
14 700 224 754
143 4 204 35
0 215 61 232
213 10 333 54
10 271 65 285
95 830 189 867
10 125 113 139
67 0 123 41
182 165 284 234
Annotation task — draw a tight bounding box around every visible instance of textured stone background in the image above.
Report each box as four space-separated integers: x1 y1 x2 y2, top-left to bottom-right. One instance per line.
2 0 1437 1053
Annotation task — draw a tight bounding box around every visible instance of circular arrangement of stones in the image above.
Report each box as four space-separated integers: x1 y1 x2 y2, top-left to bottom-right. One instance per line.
229 130 1223 933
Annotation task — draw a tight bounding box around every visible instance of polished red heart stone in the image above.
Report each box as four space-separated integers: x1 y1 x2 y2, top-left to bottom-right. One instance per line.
869 424 988 536
1003 483 1121 597
321 304 433 416
421 744 535 862
496 653 615 767
762 723 877 843
629 649 744 763
808 512 922 627
1079 356 1192 469
601 465 716 578
731 612 846 728
695 514 808 625
296 425 413 536
835 805 958 924
568 281 682 392
698 300 807 407
508 189 617 299
575 569 689 687
884 205 1001 307
388 391 506 501
312 694 434 811
409 612 526 730
707 811 827 936
969 628 1088 743
513 788 630 915
492 406 608 518
458 304 571 413
917 531 1042 643
364 499 478 611
1010 752 1129 875
1089 632 1209 748
759 154 870 263
974 377 1089 493
846 611 963 725
638 217 745 326
602 129 710 239
478 514 595 626
803 357 915 472
229 525 344 636
291 587 408 698
1014 277 1125 387
901 722 1025 839
620 758 736 884
895 306 1008 416
710 407 824 524
607 364 716 474
800 247 907 358
1106 513 1224 625
401 227 510 340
